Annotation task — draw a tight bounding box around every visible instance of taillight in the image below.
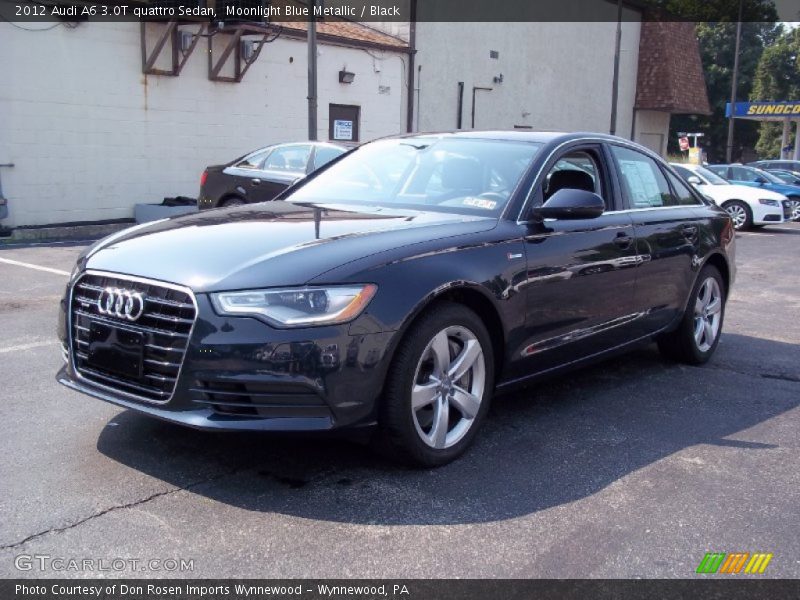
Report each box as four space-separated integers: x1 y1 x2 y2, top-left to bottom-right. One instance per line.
721 217 734 245
200 170 208 187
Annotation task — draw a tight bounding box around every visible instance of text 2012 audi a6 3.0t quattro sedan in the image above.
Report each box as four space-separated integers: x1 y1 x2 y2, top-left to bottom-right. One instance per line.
58 132 735 466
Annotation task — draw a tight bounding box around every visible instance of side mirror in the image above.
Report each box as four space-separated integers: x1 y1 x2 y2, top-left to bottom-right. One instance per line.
531 188 605 221
755 177 767 185
687 175 702 186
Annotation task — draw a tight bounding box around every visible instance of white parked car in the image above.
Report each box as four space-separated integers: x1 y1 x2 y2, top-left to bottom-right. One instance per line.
671 163 787 231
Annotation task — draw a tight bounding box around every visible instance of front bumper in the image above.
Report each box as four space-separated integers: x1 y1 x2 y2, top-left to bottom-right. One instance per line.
751 202 784 225
57 290 395 432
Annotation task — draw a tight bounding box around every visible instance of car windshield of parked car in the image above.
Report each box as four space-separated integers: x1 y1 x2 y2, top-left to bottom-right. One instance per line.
285 137 543 215
753 168 785 184
695 166 730 185
770 170 800 184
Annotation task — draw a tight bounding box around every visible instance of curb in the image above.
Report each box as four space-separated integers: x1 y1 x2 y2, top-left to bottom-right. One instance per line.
0 222 133 244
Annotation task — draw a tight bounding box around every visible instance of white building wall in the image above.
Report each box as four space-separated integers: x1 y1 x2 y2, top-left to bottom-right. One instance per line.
413 18 641 138
634 110 671 157
0 22 406 227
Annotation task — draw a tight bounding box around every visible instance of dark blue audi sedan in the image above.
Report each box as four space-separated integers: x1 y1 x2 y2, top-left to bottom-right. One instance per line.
58 132 735 466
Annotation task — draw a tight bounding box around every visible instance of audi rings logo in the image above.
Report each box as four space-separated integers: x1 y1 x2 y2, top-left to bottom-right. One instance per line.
97 288 145 321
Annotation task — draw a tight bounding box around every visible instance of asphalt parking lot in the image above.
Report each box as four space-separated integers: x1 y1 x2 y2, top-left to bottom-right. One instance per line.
1 225 799 579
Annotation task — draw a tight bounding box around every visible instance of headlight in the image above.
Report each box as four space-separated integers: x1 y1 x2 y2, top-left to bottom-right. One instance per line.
211 285 378 328
759 199 779 206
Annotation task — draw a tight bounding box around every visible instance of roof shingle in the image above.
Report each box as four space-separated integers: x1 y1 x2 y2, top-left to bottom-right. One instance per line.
635 21 711 115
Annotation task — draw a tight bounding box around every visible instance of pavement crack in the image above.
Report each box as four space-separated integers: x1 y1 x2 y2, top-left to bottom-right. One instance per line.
0 468 241 551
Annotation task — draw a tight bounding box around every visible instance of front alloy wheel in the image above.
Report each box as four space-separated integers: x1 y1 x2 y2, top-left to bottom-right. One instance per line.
378 303 494 467
724 201 751 231
787 198 800 222
411 325 486 450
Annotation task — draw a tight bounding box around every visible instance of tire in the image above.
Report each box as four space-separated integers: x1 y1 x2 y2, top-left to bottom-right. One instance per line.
722 200 752 231
220 196 246 208
377 302 495 467
657 265 726 365
786 197 800 222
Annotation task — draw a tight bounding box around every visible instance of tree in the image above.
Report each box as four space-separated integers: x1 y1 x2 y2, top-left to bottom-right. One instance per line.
751 28 800 158
665 0 780 162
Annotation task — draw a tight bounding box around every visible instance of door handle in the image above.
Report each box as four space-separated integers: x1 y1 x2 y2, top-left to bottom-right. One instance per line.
682 225 698 241
251 178 261 185
613 232 633 249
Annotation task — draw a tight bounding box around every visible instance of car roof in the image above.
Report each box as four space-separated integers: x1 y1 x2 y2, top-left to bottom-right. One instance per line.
390 130 632 145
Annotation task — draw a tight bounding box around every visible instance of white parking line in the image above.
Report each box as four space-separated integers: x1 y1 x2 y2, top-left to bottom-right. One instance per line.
0 340 59 354
0 257 70 276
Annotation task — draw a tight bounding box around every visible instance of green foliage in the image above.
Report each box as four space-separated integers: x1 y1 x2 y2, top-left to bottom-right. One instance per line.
751 28 800 158
667 4 781 162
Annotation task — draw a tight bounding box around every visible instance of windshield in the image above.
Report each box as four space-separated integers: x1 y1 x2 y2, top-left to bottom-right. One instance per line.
695 166 730 185
752 168 784 184
285 137 543 216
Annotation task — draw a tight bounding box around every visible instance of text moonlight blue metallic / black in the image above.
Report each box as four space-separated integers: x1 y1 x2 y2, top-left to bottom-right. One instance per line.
57 132 735 466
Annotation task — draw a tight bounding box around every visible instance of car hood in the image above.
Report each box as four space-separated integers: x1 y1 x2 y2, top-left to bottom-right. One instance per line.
765 182 800 196
699 183 787 202
81 202 497 292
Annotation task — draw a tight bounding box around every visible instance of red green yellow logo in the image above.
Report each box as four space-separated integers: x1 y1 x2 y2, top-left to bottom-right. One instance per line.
696 552 773 574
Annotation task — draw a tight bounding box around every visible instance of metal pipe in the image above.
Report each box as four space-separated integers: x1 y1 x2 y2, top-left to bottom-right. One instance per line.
781 120 790 159
457 82 464 129
609 0 622 136
416 65 421 131
794 121 800 161
406 0 417 133
725 0 744 163
307 0 318 141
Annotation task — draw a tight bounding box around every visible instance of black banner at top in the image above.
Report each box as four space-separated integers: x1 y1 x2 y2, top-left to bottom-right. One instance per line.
0 0 794 24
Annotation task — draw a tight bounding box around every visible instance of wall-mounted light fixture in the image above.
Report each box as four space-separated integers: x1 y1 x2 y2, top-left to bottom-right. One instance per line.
241 40 255 61
339 69 355 84
180 30 195 53
493 73 504 84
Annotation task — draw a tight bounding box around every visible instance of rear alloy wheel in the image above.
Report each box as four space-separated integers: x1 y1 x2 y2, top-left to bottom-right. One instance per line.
722 200 752 231
657 265 725 365
786 197 800 222
378 303 494 467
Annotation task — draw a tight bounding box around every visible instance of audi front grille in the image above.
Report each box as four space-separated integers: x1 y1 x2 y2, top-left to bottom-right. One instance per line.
69 272 197 403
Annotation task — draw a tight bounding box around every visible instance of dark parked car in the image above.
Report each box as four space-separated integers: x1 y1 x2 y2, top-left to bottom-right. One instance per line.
767 169 800 186
198 142 347 209
748 159 800 176
58 132 735 466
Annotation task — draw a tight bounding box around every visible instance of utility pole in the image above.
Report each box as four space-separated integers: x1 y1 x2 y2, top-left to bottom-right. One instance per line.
307 0 318 141
609 0 623 136
725 0 744 163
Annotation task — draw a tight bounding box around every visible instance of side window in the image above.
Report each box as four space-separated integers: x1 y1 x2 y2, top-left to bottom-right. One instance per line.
611 145 674 209
731 166 759 182
665 170 702 206
673 165 693 180
236 149 271 169
263 145 312 172
707 166 729 179
540 149 607 207
313 146 345 170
